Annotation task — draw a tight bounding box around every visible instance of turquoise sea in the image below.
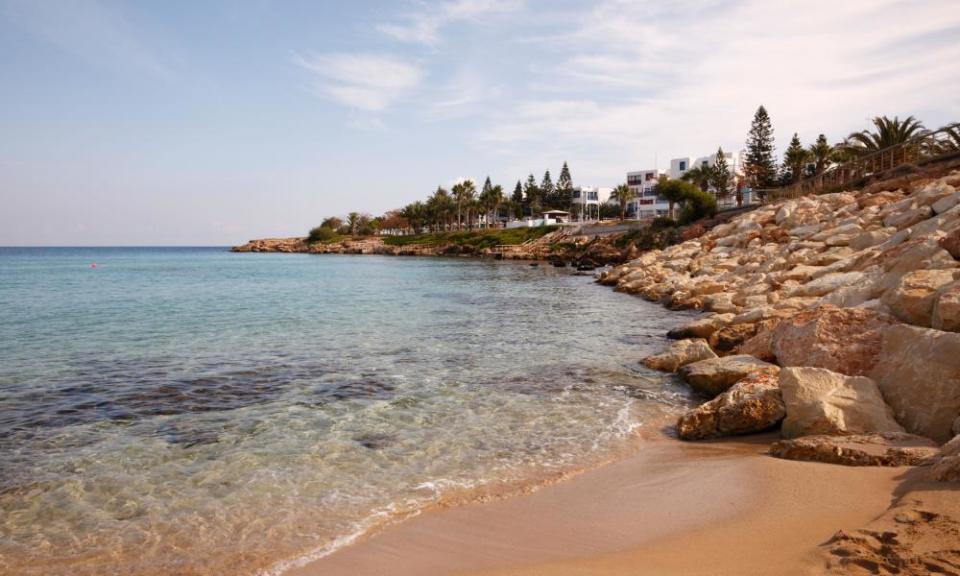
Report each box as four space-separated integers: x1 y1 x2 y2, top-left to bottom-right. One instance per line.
0 248 697 576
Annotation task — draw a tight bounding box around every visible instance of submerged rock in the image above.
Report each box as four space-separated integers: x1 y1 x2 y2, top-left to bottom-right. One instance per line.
677 372 785 440
679 354 780 397
642 338 717 372
770 433 939 466
778 367 903 438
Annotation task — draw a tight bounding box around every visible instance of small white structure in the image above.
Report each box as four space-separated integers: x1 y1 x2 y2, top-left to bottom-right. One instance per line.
506 210 572 228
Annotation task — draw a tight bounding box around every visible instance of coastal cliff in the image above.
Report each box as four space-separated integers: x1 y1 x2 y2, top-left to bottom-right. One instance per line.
601 166 960 574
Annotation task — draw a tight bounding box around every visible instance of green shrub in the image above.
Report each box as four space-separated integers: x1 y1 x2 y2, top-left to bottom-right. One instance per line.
650 216 678 229
307 225 336 243
679 188 718 225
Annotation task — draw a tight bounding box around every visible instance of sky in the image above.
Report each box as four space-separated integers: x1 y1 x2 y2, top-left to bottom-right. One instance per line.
1 0 959 246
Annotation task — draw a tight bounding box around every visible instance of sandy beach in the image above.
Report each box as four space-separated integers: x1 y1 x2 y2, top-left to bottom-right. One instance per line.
286 432 924 576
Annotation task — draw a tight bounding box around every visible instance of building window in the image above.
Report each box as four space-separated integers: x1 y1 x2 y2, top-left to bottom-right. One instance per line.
679 160 687 171
572 190 581 199
645 172 655 181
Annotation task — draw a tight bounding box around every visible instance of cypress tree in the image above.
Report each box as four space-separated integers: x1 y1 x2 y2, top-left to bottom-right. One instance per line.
482 176 493 196
745 105 777 188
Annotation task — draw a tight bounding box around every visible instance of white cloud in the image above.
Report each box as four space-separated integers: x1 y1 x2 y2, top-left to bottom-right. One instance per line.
480 0 960 186
295 52 422 112
378 0 524 45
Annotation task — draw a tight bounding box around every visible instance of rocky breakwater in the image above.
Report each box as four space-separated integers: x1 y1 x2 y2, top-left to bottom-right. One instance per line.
232 228 634 263
600 169 960 480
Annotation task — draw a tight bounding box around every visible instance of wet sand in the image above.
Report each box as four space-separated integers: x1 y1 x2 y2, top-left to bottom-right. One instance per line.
286 433 911 576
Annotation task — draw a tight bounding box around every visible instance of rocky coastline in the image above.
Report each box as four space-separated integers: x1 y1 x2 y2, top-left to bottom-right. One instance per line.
599 166 960 573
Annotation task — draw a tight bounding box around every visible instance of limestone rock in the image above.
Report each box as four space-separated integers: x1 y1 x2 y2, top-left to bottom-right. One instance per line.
870 324 960 442
709 322 758 354
666 314 735 340
779 367 904 438
769 433 939 466
677 372 785 440
932 280 960 332
931 435 960 482
940 227 960 260
642 339 717 372
679 355 780 397
883 206 932 230
769 306 897 376
881 269 957 327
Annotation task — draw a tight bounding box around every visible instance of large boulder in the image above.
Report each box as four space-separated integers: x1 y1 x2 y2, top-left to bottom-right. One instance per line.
676 372 785 440
679 354 780 397
870 324 960 442
709 322 758 354
642 338 717 372
931 435 960 482
666 313 735 339
932 280 960 332
779 367 904 438
769 432 939 466
880 269 957 327
939 227 960 259
768 306 897 376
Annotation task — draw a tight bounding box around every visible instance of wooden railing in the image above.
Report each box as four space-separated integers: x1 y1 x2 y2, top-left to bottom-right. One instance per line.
757 122 960 202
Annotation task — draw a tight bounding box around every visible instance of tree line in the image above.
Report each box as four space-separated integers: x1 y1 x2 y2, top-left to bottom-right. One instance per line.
308 110 958 241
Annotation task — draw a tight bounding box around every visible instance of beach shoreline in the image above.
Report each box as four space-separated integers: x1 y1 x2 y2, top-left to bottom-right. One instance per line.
282 430 917 576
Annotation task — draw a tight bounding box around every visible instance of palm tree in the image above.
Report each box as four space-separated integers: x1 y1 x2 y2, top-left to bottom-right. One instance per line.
346 212 360 235
844 115 927 155
451 180 476 230
489 184 505 228
427 187 452 232
681 165 713 192
808 134 833 175
609 183 635 221
941 124 960 152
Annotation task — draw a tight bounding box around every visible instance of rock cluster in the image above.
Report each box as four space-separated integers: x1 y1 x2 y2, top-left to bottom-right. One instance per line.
622 170 960 474
770 433 939 466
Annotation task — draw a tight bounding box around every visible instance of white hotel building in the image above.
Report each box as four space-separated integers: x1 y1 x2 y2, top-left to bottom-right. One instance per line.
625 150 747 219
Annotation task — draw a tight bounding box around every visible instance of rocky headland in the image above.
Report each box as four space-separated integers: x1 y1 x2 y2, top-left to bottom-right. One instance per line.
600 166 960 574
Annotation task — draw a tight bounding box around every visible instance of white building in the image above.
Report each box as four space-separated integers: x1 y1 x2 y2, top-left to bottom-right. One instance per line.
669 150 754 208
570 186 611 221
621 150 755 221
625 168 668 219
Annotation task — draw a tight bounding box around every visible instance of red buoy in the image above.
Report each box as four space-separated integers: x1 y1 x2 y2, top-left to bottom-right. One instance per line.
91 263 97 269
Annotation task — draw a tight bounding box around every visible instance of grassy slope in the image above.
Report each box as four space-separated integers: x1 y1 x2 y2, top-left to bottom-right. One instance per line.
382 226 558 249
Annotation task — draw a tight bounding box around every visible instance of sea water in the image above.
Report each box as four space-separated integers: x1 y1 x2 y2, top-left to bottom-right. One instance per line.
0 248 697 575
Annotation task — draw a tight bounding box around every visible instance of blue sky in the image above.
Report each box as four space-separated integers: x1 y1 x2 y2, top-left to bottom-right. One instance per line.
2 0 959 245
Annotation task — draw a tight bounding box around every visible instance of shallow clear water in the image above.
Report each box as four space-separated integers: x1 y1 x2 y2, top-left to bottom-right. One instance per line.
0 248 697 576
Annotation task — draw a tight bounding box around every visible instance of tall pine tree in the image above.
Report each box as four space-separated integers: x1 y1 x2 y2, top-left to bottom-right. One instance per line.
511 180 524 219
745 105 777 188
540 170 555 208
782 133 809 184
711 147 731 199
556 162 573 210
524 174 540 214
